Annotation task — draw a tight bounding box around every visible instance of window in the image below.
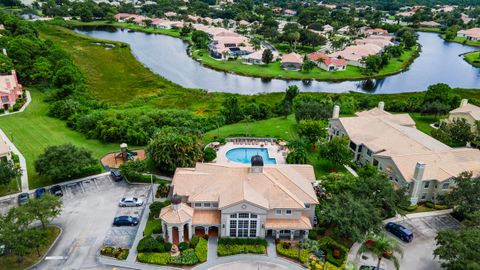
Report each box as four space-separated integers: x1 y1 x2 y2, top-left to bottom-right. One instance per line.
305 204 310 209
1 96 7 103
373 159 379 166
212 203 218 208
285 209 292 215
421 193 427 200
250 214 257 218
228 213 259 238
442 182 450 190
424 181 430 189
349 141 357 151
367 149 372 157
230 214 237 218
275 209 282 215
238 213 249 218
194 203 202 207
229 220 237 237
358 145 363 152
204 202 211 208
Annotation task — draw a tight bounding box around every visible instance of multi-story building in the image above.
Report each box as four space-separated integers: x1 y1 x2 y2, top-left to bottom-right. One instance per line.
159 156 319 244
0 70 22 111
446 99 480 132
328 102 480 205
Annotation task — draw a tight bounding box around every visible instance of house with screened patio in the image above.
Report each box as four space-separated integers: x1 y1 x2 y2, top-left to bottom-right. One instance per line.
159 156 319 244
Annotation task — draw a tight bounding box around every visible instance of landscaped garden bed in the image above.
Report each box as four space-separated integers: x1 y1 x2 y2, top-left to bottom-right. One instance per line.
136 235 208 266
100 246 129 260
217 237 267 256
275 240 309 264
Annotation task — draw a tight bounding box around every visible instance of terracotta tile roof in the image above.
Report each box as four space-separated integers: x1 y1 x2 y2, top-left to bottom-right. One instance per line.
160 203 194 224
192 210 221 225
458 28 480 39
329 44 382 62
281 52 303 64
265 216 312 229
450 103 480 120
172 163 318 210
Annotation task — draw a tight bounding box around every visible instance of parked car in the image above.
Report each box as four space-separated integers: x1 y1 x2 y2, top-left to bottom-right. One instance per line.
119 197 144 207
17 193 29 205
35 188 46 199
50 185 63 197
110 169 124 182
360 266 385 270
113 216 139 226
385 222 414 242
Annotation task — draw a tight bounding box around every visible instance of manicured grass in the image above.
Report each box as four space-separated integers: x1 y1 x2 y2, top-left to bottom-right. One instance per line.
144 218 162 236
416 27 442 33
0 90 119 188
192 46 418 81
409 113 442 136
204 115 297 142
464 51 480 67
443 35 480 47
308 150 347 177
0 226 60 270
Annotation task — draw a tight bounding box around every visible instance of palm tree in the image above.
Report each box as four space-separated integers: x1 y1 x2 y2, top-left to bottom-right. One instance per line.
357 233 403 270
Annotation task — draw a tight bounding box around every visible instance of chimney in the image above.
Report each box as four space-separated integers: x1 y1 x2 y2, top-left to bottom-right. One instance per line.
413 162 426 181
460 99 468 107
378 101 385 111
250 154 264 173
332 105 340 119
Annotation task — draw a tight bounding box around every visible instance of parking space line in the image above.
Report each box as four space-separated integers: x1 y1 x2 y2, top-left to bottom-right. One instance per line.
79 181 86 193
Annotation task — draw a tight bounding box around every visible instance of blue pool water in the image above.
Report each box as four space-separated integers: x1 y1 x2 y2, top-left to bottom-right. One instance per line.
226 148 277 164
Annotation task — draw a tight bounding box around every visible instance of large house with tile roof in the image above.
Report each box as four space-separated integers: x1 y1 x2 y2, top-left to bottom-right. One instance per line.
159 158 319 244
446 99 480 131
328 102 480 205
0 70 22 111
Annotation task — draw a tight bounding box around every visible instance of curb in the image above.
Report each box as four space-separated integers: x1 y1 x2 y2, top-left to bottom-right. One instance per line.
26 225 63 270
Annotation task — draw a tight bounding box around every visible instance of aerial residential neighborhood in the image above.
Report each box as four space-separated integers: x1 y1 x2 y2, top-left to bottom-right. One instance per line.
0 0 479 270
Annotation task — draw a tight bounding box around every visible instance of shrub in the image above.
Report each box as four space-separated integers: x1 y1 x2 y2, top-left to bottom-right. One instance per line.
149 201 170 219
100 246 114 256
190 235 200 248
12 102 20 111
0 108 4 114
137 236 165 252
217 238 267 256
405 205 418 211
117 248 129 260
169 249 199 265
218 237 267 247
8 106 13 113
100 246 129 260
425 201 435 208
164 242 173 251
137 252 170 265
203 147 217 162
195 237 208 262
434 204 449 210
318 237 349 267
178 242 189 251
309 227 326 240
276 242 309 264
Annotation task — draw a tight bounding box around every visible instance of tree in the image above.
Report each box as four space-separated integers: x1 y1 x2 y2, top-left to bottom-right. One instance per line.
302 60 316 72
446 171 480 219
294 100 333 122
432 120 473 146
423 83 456 108
34 144 98 182
421 101 451 118
221 96 243 124
0 53 13 74
296 120 326 144
280 85 299 117
0 206 35 262
401 30 418 48
146 128 203 173
30 56 53 84
364 55 382 73
26 194 62 228
0 160 21 185
321 192 382 242
358 233 404 270
286 139 308 164
318 137 352 170
191 30 210 49
261 49 273 64
120 159 149 182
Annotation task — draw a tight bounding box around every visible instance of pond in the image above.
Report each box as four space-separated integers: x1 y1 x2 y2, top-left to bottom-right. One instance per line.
74 27 480 94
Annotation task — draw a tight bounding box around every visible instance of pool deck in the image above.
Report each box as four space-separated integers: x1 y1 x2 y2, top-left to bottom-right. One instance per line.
214 142 287 164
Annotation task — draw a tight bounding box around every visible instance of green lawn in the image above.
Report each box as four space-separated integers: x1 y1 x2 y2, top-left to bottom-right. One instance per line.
192 47 418 81
464 51 480 67
409 112 442 136
204 115 297 142
443 35 480 47
416 27 442 33
0 89 119 188
144 219 162 236
0 226 60 270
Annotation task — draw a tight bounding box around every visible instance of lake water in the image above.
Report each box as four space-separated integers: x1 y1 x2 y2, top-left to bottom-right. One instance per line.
75 27 480 94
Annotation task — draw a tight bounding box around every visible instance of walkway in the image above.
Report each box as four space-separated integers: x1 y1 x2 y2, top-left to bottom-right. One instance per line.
0 128 28 192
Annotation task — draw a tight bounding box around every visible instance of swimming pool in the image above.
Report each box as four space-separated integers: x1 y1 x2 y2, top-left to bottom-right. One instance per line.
226 148 277 165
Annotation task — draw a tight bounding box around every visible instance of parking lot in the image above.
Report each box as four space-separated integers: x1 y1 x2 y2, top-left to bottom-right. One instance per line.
356 214 460 270
30 175 151 270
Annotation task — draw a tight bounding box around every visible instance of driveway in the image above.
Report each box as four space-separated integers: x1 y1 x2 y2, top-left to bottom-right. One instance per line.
352 214 460 270
32 175 150 270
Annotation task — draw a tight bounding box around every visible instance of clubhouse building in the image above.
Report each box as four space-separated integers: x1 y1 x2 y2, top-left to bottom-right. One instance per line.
160 157 318 244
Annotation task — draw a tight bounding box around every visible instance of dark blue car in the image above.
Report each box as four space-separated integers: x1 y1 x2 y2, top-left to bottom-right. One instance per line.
113 216 139 226
385 222 414 242
35 188 46 199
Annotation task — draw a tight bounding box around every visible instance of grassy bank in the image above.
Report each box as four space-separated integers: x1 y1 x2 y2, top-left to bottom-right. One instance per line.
0 90 119 188
416 27 442 33
442 35 480 47
0 226 60 270
464 51 480 67
192 46 419 81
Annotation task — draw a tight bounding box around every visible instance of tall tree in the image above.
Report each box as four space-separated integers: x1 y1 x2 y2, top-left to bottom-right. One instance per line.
358 233 404 270
26 194 62 228
296 120 326 144
261 49 273 64
0 160 21 185
446 171 480 219
318 137 352 170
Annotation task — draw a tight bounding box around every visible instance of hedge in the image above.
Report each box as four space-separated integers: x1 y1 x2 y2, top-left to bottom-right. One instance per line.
309 227 327 240
217 243 266 256
137 236 165 252
169 249 199 265
276 242 309 264
137 252 170 265
190 235 200 248
317 237 349 267
218 237 268 247
195 237 208 262
100 246 129 260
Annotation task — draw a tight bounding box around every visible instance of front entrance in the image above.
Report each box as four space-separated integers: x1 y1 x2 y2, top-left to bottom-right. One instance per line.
195 226 206 236
172 227 179 245
208 226 219 237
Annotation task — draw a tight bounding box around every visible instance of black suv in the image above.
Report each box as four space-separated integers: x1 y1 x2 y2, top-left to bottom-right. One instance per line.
113 216 139 226
385 222 414 242
110 169 124 182
50 185 63 197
